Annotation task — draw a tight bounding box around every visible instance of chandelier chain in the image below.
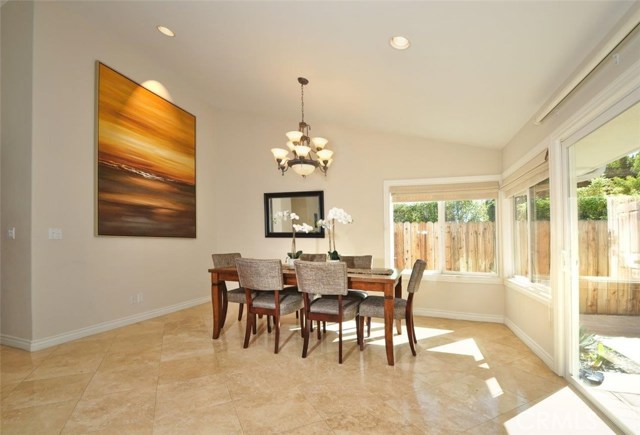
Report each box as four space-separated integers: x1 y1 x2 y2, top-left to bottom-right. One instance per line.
300 82 305 124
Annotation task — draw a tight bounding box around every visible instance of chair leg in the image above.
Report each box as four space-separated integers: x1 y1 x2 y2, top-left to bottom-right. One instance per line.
267 315 272 333
406 314 416 357
252 315 257 334
412 316 417 344
317 320 321 340
300 309 305 337
221 292 229 327
302 313 311 358
237 303 244 321
274 313 280 354
243 312 252 349
338 319 343 364
366 317 371 337
358 316 365 351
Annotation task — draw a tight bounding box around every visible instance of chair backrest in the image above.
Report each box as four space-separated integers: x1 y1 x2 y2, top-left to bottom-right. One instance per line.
212 253 241 268
299 253 326 262
339 255 372 269
294 260 348 296
235 258 283 291
407 259 427 294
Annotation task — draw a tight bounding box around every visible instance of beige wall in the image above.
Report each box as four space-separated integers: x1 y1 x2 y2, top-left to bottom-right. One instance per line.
25 2 219 340
2 1 504 346
503 25 640 171
1 0 34 341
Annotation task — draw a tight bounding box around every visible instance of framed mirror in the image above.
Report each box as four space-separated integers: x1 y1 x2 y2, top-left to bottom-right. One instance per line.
264 191 324 238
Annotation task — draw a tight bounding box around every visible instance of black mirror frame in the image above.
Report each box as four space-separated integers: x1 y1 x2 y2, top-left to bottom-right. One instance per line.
264 190 325 238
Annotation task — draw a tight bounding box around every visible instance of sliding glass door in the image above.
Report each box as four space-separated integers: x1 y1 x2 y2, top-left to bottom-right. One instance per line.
566 101 640 431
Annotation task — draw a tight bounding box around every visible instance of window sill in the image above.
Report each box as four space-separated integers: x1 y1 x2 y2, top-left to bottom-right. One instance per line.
505 278 551 306
407 271 502 285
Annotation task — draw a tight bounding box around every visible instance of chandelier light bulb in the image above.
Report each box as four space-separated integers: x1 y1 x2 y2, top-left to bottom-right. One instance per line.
311 137 328 149
286 131 304 142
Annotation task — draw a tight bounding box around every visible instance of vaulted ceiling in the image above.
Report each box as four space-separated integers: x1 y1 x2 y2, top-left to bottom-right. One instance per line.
62 1 637 149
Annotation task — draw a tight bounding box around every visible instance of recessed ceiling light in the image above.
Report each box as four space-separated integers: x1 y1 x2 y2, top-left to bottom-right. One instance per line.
157 25 175 37
389 36 410 50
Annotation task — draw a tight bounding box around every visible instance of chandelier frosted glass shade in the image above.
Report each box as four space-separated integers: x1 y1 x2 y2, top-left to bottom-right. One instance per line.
271 77 334 177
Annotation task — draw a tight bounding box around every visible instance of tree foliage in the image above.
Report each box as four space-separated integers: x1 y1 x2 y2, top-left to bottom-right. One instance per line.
394 200 495 223
576 153 640 220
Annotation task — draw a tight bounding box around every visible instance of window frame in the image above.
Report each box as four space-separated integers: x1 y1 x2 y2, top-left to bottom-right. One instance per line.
506 180 552 299
384 176 501 281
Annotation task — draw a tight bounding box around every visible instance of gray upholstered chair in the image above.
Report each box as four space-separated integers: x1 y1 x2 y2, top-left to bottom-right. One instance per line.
236 258 304 354
294 260 362 364
332 255 372 301
212 253 265 334
299 253 327 262
212 253 249 323
339 255 373 269
358 259 426 356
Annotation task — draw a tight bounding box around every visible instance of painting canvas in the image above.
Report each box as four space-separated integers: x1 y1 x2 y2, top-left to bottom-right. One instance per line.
96 62 196 237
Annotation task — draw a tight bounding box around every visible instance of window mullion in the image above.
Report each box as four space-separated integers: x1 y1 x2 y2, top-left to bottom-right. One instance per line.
527 188 534 281
438 201 445 273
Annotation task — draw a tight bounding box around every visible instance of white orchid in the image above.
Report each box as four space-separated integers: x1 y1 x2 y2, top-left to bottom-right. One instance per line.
326 207 353 224
273 210 305 259
319 207 353 259
273 210 299 222
293 223 313 233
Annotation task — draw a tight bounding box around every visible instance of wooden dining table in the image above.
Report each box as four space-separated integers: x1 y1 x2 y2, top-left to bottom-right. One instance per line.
208 266 403 366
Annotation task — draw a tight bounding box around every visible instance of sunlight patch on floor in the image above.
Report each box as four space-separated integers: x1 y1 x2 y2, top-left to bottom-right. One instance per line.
485 377 504 398
427 337 484 361
504 387 615 434
360 321 453 347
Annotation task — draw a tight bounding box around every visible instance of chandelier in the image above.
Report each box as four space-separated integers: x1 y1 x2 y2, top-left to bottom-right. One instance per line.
271 77 334 177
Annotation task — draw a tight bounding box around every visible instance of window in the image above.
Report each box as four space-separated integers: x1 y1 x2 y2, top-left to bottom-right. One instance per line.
512 179 550 287
390 181 498 275
503 149 551 293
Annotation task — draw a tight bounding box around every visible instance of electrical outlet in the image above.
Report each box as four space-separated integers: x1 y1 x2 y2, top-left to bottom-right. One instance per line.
130 295 136 305
7 227 15 240
136 292 144 303
48 228 62 240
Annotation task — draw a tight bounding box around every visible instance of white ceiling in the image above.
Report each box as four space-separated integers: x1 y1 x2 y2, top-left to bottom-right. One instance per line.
62 0 637 149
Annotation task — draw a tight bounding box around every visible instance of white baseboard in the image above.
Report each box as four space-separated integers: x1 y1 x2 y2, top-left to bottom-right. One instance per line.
504 316 555 369
0 296 211 352
415 308 505 324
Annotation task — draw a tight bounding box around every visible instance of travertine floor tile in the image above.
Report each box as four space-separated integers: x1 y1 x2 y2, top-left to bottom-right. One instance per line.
2 373 92 410
0 399 77 435
61 387 156 434
154 402 243 434
0 303 619 434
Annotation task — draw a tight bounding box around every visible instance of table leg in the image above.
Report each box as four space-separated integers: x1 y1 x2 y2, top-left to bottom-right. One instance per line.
395 279 402 335
211 279 227 339
384 285 395 366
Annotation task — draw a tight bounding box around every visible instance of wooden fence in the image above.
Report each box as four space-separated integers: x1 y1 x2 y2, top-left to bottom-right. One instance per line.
394 215 639 315
393 222 495 273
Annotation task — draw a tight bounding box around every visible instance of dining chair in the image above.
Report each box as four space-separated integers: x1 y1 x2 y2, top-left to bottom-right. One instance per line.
299 253 327 262
336 255 372 301
339 255 373 269
294 260 362 364
357 259 426 356
236 258 304 354
211 253 249 323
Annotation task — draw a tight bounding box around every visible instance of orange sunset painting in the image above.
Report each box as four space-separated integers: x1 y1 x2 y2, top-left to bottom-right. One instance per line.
97 63 196 237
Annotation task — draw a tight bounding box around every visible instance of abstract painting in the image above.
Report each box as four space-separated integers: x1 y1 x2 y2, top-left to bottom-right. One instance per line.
96 62 196 237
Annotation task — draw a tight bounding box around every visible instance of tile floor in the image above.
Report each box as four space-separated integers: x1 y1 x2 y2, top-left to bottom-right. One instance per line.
0 304 616 434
